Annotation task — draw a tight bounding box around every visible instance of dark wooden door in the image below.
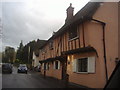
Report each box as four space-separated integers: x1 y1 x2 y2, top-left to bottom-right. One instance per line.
61 58 67 80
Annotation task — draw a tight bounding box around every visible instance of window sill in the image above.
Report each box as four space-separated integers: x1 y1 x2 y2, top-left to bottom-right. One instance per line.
76 72 89 74
74 72 95 74
54 69 60 70
68 36 79 41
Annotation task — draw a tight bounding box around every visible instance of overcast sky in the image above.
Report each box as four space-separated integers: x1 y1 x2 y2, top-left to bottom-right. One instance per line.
1 0 91 51
1 0 119 51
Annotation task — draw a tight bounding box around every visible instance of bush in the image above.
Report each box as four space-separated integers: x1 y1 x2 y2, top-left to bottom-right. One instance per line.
15 59 20 63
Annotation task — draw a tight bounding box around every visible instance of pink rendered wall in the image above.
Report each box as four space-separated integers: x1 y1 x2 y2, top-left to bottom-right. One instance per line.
93 2 118 78
67 2 118 88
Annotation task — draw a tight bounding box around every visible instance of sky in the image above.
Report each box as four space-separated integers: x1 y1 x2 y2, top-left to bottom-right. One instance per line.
1 0 119 51
1 0 91 51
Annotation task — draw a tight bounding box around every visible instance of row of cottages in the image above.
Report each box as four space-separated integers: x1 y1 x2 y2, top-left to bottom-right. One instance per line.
32 39 47 68
38 2 120 88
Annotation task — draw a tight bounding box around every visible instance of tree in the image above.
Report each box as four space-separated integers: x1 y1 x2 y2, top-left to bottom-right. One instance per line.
16 40 24 62
2 46 15 63
16 39 46 67
22 40 36 64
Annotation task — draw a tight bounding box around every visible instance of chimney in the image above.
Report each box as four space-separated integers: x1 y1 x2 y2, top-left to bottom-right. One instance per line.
65 3 74 23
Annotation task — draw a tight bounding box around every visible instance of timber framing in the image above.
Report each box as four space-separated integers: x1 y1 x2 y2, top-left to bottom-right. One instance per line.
61 46 97 56
39 2 101 49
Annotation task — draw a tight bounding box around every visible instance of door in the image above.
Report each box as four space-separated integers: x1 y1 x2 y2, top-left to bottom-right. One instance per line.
61 57 67 80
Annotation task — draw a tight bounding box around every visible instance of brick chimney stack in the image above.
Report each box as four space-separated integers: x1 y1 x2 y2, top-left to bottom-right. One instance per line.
65 3 74 23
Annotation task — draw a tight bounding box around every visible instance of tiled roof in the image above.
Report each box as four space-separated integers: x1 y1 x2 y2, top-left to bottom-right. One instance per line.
53 2 101 38
40 2 101 49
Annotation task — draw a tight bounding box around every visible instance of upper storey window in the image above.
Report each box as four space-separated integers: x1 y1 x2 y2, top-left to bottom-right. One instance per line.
49 41 53 50
69 26 78 40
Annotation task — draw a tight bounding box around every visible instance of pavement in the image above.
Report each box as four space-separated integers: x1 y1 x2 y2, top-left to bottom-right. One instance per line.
2 66 91 89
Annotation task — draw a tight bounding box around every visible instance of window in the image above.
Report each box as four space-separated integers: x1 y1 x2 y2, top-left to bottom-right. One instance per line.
42 63 47 70
46 63 50 70
73 57 95 73
54 60 60 69
49 41 53 50
42 63 44 70
69 26 78 40
42 48 46 55
78 58 88 72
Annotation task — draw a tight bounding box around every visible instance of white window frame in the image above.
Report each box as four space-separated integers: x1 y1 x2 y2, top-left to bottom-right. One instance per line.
42 63 44 70
53 60 60 70
72 59 77 72
88 57 96 73
46 63 50 70
72 57 96 73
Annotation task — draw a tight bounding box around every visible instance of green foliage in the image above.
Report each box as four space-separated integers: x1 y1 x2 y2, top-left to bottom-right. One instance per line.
16 40 36 64
16 39 46 65
16 40 24 62
2 47 15 63
14 59 20 63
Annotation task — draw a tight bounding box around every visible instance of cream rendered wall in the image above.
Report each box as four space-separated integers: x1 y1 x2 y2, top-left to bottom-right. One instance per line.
33 52 40 67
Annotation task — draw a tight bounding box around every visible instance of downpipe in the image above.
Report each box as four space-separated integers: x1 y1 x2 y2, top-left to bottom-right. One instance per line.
91 18 108 82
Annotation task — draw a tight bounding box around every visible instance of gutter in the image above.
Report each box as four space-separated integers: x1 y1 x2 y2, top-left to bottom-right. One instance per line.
91 18 108 82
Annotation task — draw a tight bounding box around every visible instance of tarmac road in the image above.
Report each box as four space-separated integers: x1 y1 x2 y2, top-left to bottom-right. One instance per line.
2 66 65 89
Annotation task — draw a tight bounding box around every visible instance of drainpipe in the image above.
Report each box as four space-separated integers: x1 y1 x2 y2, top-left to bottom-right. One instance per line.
91 18 108 82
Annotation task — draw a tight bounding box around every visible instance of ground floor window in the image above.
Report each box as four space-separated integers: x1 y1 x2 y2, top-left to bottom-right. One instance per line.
54 60 60 70
46 63 50 70
73 57 95 73
78 58 88 72
42 63 45 70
